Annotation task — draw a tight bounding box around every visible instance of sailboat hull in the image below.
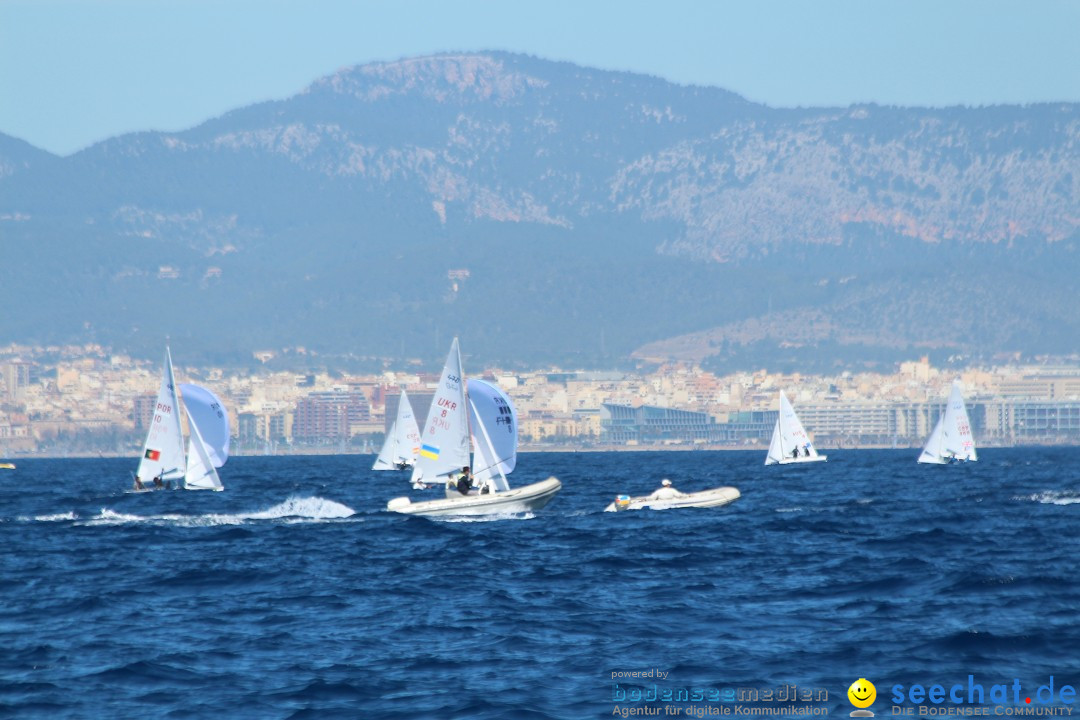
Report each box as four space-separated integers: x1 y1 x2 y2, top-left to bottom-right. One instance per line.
387 477 562 516
771 455 828 465
604 486 741 512
126 483 182 493
917 455 974 465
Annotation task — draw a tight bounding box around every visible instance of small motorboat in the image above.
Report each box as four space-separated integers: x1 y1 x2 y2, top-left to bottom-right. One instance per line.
604 485 740 512
387 477 562 517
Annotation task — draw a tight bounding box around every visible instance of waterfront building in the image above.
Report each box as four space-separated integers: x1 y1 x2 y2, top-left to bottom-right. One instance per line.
600 404 722 445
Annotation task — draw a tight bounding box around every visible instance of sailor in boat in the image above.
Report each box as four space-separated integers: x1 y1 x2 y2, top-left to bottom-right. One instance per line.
395 460 409 471
133 475 145 491
791 447 800 460
411 470 431 490
649 479 683 500
453 466 475 496
153 473 164 490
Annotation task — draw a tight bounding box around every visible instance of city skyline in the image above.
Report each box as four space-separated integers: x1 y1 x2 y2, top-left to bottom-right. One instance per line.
4 341 1080 457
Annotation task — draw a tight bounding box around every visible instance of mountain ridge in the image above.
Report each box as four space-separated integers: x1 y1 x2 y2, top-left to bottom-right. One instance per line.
1 52 1077 369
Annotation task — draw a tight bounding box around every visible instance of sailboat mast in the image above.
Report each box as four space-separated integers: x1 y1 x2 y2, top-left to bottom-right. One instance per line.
935 404 944 460
164 346 185 479
390 389 402 460
457 338 474 467
778 390 786 455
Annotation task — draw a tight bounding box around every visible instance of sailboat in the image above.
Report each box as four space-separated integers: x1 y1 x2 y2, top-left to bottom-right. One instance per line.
133 347 229 491
765 390 827 465
386 338 561 516
373 389 421 470
918 380 977 464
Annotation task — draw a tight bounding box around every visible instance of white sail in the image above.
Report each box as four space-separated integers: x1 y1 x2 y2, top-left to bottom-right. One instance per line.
918 418 946 464
374 389 421 470
410 338 471 484
918 381 977 464
178 383 230 467
374 421 401 470
467 379 518 492
183 407 224 490
136 347 187 482
766 420 785 465
765 389 826 465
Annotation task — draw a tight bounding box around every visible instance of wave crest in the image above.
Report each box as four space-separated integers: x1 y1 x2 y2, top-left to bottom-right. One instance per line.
79 496 357 527
1019 491 1080 505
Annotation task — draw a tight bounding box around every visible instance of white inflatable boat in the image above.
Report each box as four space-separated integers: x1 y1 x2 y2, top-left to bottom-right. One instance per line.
387 477 562 517
604 485 741 512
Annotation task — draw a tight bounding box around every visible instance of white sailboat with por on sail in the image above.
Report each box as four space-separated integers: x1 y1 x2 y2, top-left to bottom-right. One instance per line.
133 347 229 491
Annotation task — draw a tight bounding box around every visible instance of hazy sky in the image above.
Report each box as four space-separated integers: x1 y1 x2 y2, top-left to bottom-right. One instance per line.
2 0 1078 156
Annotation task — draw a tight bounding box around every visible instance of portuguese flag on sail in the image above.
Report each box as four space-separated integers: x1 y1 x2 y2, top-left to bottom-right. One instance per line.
144 449 161 461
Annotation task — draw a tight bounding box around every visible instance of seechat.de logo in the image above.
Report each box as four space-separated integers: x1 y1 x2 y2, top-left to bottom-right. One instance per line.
848 678 877 717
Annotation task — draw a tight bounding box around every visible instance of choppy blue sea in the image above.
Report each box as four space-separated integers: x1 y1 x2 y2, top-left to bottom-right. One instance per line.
2 449 1079 719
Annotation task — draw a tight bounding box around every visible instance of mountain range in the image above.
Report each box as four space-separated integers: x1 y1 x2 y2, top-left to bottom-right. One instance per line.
2 52 1078 371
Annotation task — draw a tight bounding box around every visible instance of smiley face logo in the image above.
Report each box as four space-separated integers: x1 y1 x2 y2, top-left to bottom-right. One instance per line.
848 678 876 709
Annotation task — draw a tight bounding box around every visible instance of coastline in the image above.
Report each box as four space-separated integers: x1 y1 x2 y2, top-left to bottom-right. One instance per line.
3 439 1069 460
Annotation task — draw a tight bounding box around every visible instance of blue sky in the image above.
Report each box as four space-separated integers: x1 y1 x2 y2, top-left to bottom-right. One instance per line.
2 0 1078 156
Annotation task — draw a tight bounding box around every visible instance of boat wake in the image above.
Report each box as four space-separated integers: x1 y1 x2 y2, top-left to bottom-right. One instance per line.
1018 491 1080 506
75 496 358 527
430 511 537 523
239 496 357 522
33 511 79 522
12 511 81 522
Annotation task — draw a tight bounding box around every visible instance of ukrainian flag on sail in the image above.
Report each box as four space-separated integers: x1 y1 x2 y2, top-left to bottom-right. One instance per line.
420 444 440 460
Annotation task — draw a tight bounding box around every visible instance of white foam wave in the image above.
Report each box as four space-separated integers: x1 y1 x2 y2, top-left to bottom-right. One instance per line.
34 511 78 522
91 508 148 524
79 496 358 527
240 496 356 521
431 511 537 523
1019 491 1080 506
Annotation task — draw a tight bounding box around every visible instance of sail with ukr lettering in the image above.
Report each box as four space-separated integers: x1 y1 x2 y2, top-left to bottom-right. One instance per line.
410 337 471 484
178 383 229 490
467 379 518 493
918 380 978 464
374 389 421 470
137 347 187 483
765 390 826 465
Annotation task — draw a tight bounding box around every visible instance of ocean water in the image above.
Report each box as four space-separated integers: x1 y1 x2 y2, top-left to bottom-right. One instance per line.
2 449 1079 719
